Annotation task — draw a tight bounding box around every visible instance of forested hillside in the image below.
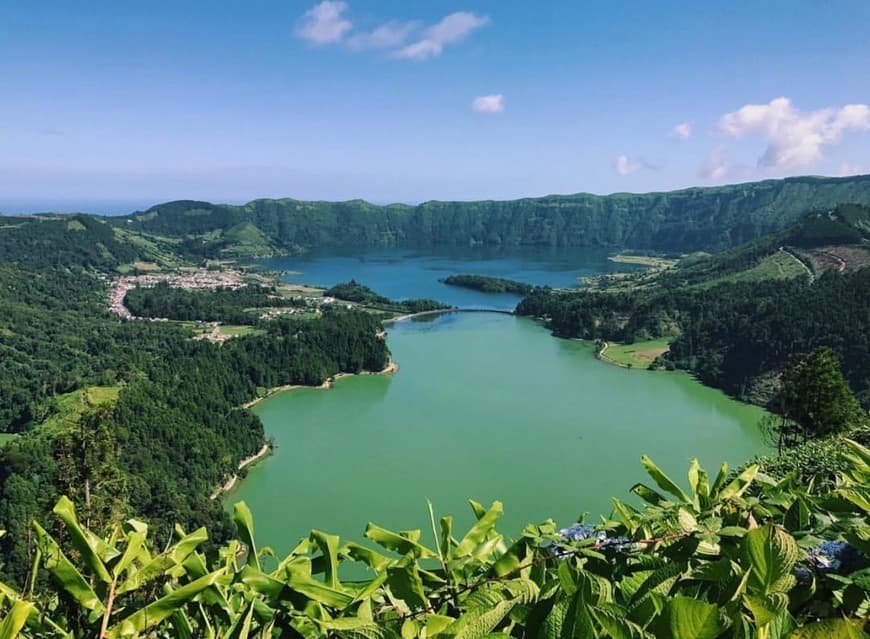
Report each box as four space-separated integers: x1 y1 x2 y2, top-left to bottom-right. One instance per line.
2 179 869 632
2 439 868 638
0 263 390 582
115 174 870 254
123 282 291 324
517 205 870 406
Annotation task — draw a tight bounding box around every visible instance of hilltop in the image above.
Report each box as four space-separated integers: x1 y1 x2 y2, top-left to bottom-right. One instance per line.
517 204 870 406
111 174 870 257
3 175 870 271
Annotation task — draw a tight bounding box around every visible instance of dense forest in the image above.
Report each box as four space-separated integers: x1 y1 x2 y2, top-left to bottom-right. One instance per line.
517 270 870 406
515 204 870 407
123 282 294 323
0 215 148 270
2 179 869 634
0 263 390 582
325 280 450 313
2 436 868 638
3 176 869 271
441 274 535 294
114 175 870 255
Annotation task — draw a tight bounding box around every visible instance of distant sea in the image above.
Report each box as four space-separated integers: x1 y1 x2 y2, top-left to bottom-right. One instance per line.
0 200 157 216
0 198 424 216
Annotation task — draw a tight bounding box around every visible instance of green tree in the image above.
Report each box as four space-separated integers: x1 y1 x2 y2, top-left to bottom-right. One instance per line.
772 347 865 450
54 404 127 532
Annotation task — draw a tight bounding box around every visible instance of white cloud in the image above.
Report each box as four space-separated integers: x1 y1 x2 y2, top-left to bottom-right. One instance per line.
701 146 730 180
296 1 352 45
614 155 642 176
395 12 489 60
670 121 692 140
719 97 870 170
837 162 866 177
346 20 419 50
471 94 504 113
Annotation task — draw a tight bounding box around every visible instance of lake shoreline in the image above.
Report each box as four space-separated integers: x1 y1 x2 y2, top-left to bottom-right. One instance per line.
241 359 399 410
228 310 769 554
219 359 399 500
210 442 271 500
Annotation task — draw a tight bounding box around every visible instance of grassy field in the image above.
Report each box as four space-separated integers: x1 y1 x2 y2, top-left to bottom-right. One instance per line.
0 433 18 447
277 283 324 297
218 325 264 337
600 338 671 369
37 385 122 434
695 251 807 288
113 227 185 271
608 253 679 269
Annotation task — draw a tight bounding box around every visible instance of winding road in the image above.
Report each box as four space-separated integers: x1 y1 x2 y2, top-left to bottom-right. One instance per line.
779 247 815 283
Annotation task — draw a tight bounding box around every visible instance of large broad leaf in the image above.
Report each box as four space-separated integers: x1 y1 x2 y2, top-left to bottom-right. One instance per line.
491 539 529 578
688 458 710 504
592 607 653 639
842 438 870 470
445 599 515 639
743 525 799 596
225 600 255 639
386 560 427 610
32 521 105 613
631 484 668 506
790 618 868 638
342 542 391 572
286 571 354 608
112 528 147 580
319 617 395 639
641 456 692 504
784 497 811 531
233 502 260 570
562 589 595 639
455 501 504 558
655 596 726 639
52 496 113 584
709 462 730 499
106 567 227 638
719 465 758 501
240 565 287 599
364 524 435 558
425 614 454 637
0 600 35 639
629 563 682 607
440 514 454 561
309 530 341 588
836 486 870 514
0 581 20 604
611 498 641 531
118 526 208 594
743 593 789 628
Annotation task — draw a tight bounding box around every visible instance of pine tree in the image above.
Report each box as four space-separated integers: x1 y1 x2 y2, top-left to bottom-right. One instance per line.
773 346 865 450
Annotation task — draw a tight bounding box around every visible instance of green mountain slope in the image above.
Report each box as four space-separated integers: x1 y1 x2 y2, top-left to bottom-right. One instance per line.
602 203 870 290
516 205 870 406
114 174 870 254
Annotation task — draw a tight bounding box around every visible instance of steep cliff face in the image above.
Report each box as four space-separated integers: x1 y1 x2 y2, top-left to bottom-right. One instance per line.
119 174 870 253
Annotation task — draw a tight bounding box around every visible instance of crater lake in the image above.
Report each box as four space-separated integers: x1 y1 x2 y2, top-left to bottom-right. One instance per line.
231 248 768 557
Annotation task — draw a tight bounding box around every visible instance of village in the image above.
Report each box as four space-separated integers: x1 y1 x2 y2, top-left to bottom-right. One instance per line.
105 269 347 341
107 270 247 320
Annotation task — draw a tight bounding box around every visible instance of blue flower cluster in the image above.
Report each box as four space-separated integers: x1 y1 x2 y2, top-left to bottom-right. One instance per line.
795 540 865 584
806 540 862 573
558 524 607 543
552 524 633 554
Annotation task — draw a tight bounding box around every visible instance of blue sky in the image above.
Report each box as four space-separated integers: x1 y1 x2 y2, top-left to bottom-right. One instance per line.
1 1 869 212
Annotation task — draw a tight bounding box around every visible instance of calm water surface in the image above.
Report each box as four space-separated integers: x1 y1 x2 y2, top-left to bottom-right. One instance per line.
258 246 641 308
232 248 768 557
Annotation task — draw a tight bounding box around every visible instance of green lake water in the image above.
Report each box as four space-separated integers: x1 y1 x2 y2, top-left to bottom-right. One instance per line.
230 311 768 557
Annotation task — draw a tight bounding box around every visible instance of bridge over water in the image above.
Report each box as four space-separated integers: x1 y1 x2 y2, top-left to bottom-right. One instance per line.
382 307 514 324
